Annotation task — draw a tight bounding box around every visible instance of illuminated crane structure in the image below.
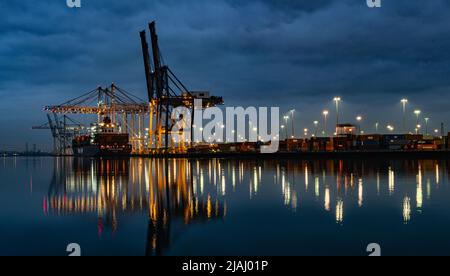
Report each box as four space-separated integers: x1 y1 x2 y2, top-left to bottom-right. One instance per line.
140 21 223 153
32 114 84 155
44 84 149 154
38 21 223 155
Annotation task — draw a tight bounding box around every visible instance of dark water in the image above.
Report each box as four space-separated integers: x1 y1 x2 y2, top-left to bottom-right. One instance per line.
1 156 450 256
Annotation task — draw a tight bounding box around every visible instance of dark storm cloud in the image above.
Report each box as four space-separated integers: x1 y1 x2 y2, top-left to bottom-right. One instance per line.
1 0 450 149
226 0 334 14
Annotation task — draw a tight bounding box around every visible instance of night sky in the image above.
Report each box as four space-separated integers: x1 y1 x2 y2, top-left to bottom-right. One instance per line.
1 0 450 151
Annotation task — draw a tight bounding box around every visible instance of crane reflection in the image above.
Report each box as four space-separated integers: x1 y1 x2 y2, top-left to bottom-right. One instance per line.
44 157 226 256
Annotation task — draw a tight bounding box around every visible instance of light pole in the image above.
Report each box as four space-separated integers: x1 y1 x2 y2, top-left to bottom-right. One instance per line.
281 125 286 140
375 122 379 133
414 110 421 127
314 121 319 137
401 99 408 133
290 109 295 138
283 115 289 139
356 116 363 135
323 110 329 136
424 117 430 135
334 97 341 127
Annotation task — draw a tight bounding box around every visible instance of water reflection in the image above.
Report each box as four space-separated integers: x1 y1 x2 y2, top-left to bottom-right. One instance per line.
44 158 226 256
43 158 449 255
403 196 411 224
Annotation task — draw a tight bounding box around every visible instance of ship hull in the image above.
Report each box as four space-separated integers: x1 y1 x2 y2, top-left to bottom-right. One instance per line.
72 127 132 157
73 145 132 157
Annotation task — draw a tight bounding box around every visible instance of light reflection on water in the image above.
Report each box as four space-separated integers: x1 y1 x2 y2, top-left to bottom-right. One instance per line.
1 157 450 256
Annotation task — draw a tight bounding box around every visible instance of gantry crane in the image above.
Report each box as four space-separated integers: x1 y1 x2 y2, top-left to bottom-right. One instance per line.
43 84 150 153
32 114 84 155
140 21 224 153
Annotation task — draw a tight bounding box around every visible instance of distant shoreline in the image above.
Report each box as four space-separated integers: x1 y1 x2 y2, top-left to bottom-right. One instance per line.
5 150 450 160
134 150 450 160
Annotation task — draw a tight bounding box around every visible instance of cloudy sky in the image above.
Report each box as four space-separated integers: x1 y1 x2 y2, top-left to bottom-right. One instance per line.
1 0 450 150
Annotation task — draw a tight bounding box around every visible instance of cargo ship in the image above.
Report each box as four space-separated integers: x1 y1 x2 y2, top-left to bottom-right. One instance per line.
72 117 132 157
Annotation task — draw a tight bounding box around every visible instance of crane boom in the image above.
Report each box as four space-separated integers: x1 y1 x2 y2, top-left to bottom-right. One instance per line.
47 114 57 138
140 30 154 101
149 21 163 99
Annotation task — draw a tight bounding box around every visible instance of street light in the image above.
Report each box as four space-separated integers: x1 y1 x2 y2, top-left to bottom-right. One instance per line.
424 117 430 135
314 121 319 137
434 129 439 135
283 115 289 139
401 99 408 133
356 116 363 134
375 122 379 133
322 110 329 136
290 109 296 138
414 110 421 127
334 97 342 126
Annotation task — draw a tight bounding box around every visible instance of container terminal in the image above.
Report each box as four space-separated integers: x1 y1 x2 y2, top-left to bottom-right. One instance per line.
32 21 450 158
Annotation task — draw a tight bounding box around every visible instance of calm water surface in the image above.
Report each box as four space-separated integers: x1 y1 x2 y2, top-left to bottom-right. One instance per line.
1 157 450 256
